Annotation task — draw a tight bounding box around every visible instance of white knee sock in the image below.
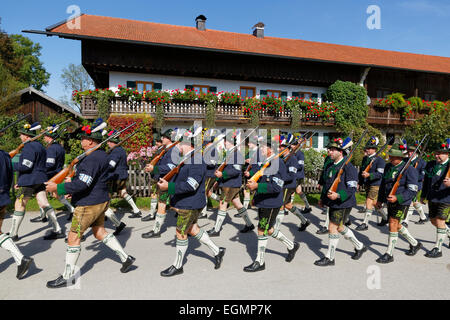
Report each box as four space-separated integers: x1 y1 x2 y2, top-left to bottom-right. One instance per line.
62 245 81 280
238 207 252 227
195 229 219 255
173 238 188 269
292 207 307 224
153 213 166 233
363 209 373 225
149 198 158 216
0 234 24 265
399 226 418 246
386 232 398 256
274 210 285 231
413 203 426 220
376 207 388 220
403 207 413 224
323 208 330 228
9 211 25 237
243 196 250 209
44 206 61 233
435 228 447 252
299 193 310 209
325 233 339 260
255 235 268 265
105 208 121 227
340 226 363 250
214 210 227 232
125 195 140 214
271 229 294 250
58 196 74 213
102 233 128 263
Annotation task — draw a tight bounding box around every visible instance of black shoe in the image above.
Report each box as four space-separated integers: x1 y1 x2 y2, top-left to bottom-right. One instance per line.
284 210 289 215
316 226 328 235
113 222 126 236
240 224 255 233
286 242 300 262
376 253 394 264
46 275 74 288
405 242 422 256
64 235 86 243
141 213 155 222
314 257 335 267
424 247 442 258
174 212 178 218
351 246 368 260
243 261 265 272
214 247 226 269
128 211 142 219
344 219 351 227
141 230 161 239
120 255 136 273
207 228 221 237
356 223 368 231
401 221 408 228
43 231 65 240
377 219 388 227
10 235 19 242
234 212 243 218
298 220 311 232
415 218 428 225
67 212 73 221
161 265 183 277
30 216 47 223
301 207 312 214
16 256 33 280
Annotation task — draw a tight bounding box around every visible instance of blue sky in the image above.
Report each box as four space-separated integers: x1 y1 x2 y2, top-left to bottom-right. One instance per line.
2 0 449 103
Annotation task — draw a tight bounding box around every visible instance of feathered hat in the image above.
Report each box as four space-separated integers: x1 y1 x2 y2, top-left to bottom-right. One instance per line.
364 136 380 150
19 122 41 137
80 118 107 141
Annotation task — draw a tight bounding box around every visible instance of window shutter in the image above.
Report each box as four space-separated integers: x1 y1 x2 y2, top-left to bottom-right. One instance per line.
209 86 217 93
127 81 137 89
153 83 162 90
323 133 330 148
311 93 318 101
281 91 288 101
312 134 318 148
260 90 267 98
185 85 194 90
292 92 299 98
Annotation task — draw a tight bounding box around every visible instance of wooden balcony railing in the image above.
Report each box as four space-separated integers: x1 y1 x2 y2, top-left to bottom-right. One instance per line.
367 98 426 125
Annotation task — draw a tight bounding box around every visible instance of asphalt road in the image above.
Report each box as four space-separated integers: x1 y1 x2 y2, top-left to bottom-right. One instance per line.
0 205 448 300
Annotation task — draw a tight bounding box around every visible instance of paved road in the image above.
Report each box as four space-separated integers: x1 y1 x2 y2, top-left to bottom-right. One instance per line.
0 205 448 300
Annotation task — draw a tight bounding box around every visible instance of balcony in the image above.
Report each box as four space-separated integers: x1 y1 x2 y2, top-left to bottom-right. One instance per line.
367 98 426 126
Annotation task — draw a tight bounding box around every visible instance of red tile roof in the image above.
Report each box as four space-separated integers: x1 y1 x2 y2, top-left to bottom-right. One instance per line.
48 14 450 74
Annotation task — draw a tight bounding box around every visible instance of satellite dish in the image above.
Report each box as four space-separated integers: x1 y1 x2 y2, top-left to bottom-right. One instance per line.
366 96 371 105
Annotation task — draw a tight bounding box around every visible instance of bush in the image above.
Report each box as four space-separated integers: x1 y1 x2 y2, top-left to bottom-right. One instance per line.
0 114 28 153
385 93 407 112
407 96 423 111
303 148 326 177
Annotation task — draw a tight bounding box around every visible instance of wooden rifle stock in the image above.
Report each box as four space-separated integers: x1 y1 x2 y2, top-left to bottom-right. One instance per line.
388 173 402 198
149 141 180 166
248 148 290 183
48 159 78 184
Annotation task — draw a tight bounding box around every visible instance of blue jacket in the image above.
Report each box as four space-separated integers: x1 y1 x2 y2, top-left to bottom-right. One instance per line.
253 157 288 208
0 150 13 207
421 159 449 204
168 160 206 210
378 161 419 206
15 141 48 186
321 157 358 209
218 150 244 188
284 153 298 189
152 146 177 180
294 149 305 179
319 156 333 186
46 142 65 179
409 156 427 190
107 146 129 181
358 155 385 187
58 150 110 206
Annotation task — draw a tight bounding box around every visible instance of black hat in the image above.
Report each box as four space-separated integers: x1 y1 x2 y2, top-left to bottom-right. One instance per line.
364 136 380 150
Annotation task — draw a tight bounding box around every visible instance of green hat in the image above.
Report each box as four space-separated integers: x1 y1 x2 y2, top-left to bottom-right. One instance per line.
364 136 380 150
433 139 450 153
161 128 174 140
19 122 41 137
388 141 408 158
105 129 120 143
44 124 61 139
327 137 353 155
80 118 107 142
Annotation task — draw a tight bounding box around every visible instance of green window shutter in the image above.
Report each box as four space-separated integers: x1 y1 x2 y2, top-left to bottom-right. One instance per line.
292 92 299 98
209 86 217 93
260 90 267 98
281 91 288 101
153 83 162 90
323 133 330 148
312 133 319 148
127 81 137 89
312 93 318 101
185 85 194 90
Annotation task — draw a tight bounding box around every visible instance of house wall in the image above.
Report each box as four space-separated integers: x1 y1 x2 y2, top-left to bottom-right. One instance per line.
109 71 328 101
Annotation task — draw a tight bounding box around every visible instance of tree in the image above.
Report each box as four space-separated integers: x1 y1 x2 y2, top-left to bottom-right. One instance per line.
60 63 95 111
0 62 23 113
9 34 50 90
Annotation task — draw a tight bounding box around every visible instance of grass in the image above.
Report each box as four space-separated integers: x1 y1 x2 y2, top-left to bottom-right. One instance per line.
7 192 367 212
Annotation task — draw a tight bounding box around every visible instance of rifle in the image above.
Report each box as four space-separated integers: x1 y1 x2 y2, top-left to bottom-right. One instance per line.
283 131 314 162
328 129 369 193
247 147 291 184
363 137 394 174
9 119 70 158
160 144 204 183
388 134 428 198
48 122 136 184
149 141 180 167
0 113 31 134
107 131 139 154
413 137 430 168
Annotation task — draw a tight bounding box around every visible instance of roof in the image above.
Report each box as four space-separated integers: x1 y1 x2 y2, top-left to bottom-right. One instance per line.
28 14 450 75
17 87 83 119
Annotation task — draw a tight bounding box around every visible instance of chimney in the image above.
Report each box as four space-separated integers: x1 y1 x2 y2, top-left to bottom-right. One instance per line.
252 22 265 38
195 15 207 31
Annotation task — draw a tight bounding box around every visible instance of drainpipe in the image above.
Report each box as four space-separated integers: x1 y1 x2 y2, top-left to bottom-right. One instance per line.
359 67 371 87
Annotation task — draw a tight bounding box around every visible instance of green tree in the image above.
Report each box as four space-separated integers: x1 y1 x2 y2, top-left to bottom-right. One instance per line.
60 63 95 111
9 34 50 90
0 62 23 113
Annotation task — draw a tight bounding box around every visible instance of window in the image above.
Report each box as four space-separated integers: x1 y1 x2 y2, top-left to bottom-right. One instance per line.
193 85 210 94
376 89 391 98
299 132 314 148
266 90 281 98
136 81 154 92
240 87 256 98
293 92 312 99
323 133 330 148
424 93 437 101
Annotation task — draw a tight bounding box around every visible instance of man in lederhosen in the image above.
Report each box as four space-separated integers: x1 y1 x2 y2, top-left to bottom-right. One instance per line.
158 128 225 277
45 119 135 288
421 139 450 258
